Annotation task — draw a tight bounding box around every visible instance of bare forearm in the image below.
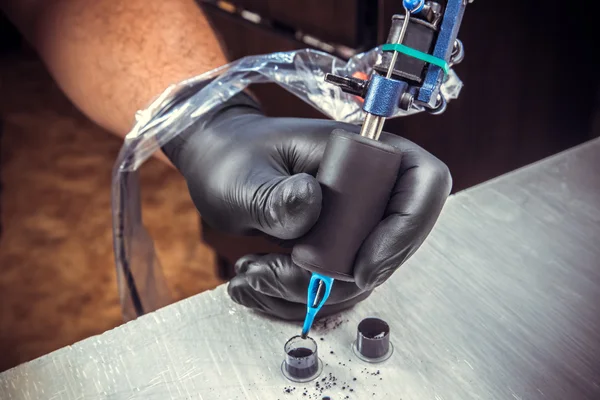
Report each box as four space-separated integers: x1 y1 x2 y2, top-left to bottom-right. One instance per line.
1 0 227 138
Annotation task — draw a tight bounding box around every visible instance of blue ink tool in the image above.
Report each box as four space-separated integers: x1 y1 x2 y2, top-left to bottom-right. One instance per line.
301 273 334 338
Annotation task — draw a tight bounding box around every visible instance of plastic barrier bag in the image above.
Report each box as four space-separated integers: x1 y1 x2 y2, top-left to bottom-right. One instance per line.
112 47 463 321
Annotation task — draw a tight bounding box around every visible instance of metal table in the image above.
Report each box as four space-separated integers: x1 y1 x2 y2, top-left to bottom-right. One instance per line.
2 139 600 400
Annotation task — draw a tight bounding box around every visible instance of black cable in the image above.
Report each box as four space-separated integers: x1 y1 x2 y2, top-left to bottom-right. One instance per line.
115 151 145 317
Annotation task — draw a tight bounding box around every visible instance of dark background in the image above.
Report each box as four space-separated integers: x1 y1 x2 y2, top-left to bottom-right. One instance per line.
199 0 600 192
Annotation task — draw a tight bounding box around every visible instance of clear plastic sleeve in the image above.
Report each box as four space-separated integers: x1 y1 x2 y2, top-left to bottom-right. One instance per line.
111 47 463 321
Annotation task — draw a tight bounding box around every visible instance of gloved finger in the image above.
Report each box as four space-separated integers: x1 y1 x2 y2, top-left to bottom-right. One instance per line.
198 169 323 241
354 134 452 291
237 119 347 240
235 254 264 275
233 253 365 305
228 273 372 321
256 119 360 247
181 112 331 240
248 172 323 240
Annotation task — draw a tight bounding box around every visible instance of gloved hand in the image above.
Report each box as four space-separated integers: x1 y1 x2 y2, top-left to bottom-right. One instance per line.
162 92 452 320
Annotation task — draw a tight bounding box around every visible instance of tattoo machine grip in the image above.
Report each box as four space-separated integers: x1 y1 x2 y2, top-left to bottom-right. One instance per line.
291 129 403 282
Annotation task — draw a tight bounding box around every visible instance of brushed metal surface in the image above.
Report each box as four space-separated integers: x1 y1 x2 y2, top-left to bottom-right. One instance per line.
2 139 600 399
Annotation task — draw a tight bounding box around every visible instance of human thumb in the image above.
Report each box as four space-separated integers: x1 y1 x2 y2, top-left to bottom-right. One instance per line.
250 172 322 240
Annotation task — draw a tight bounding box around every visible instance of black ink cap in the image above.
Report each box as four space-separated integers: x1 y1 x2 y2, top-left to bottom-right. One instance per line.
352 317 394 363
282 335 323 382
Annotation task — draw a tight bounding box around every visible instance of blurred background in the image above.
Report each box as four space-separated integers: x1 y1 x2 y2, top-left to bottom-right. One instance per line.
0 0 598 372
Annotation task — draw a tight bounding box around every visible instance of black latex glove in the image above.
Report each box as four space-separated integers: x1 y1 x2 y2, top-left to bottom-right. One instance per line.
162 92 452 321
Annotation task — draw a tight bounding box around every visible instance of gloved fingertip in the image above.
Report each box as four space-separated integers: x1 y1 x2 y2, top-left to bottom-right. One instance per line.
354 267 390 292
226 276 248 305
270 173 322 240
354 277 371 292
234 254 262 275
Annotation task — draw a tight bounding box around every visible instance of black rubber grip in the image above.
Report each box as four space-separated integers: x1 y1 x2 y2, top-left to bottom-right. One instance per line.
291 129 403 282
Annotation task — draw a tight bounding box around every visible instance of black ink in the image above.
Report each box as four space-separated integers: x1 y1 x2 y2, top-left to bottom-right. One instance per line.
356 318 391 360
288 348 313 358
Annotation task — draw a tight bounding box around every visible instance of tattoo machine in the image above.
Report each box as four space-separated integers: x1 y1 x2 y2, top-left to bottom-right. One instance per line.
292 0 472 338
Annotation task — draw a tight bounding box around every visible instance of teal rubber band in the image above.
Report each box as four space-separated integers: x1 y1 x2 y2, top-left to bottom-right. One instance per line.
381 43 449 74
